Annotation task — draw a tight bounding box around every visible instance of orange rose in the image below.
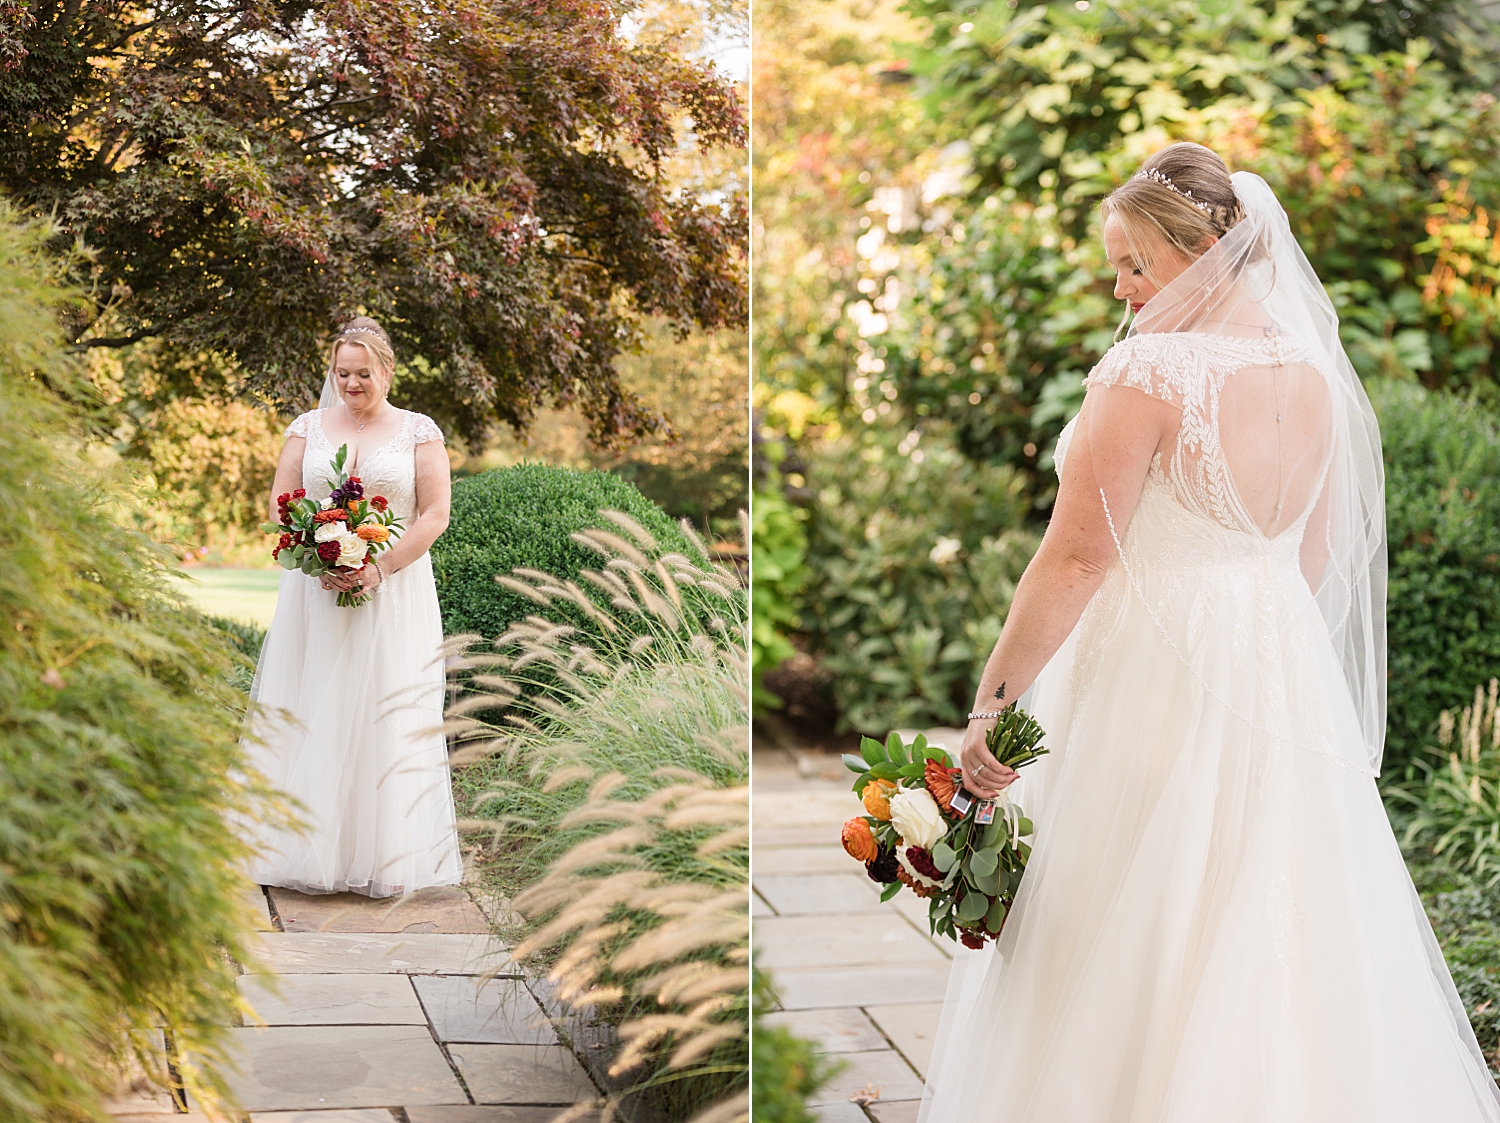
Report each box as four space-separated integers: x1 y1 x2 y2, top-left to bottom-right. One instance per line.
924 760 964 815
840 817 879 863
356 524 390 543
861 779 897 820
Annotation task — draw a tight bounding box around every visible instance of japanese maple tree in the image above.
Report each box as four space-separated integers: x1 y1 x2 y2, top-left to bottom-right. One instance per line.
0 0 747 445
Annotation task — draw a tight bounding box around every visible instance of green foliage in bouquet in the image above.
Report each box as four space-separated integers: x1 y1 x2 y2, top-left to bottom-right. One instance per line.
0 207 265 1119
1370 380 1500 770
800 427 1039 732
840 710 1047 947
445 511 747 1122
432 464 694 640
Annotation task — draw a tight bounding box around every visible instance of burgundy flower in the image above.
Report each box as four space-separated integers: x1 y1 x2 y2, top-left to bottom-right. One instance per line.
865 848 900 885
370 495 388 512
959 928 989 950
906 846 945 882
316 541 341 563
292 488 306 499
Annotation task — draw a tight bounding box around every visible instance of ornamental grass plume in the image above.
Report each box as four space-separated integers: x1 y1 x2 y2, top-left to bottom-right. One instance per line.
444 511 749 1123
1392 679 1500 884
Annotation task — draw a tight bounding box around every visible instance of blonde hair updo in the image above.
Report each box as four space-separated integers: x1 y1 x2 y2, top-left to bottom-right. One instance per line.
327 316 396 397
1100 142 1246 284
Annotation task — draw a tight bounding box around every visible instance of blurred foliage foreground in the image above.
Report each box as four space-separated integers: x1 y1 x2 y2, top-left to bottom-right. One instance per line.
752 0 1500 769
0 209 270 1119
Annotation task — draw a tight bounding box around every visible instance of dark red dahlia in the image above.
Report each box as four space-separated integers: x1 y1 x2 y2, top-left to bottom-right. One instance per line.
316 541 341 563
865 847 900 885
906 846 945 882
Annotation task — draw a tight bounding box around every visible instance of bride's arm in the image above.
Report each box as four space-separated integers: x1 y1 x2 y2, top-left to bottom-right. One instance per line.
269 436 307 523
958 384 1178 798
374 440 452 578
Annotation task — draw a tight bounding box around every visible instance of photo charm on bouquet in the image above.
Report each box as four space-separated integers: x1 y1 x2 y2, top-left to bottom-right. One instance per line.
839 704 1049 949
261 442 405 606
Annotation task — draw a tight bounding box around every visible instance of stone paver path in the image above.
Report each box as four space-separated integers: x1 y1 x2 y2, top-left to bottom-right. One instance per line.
754 739 965 1123
105 884 597 1122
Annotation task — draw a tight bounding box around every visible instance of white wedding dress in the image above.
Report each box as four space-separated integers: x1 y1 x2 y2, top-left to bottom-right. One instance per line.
920 175 1500 1122
243 407 463 898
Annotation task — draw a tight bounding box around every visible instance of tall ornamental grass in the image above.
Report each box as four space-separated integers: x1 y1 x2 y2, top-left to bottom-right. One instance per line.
1391 680 1500 886
447 511 748 1123
0 208 264 1118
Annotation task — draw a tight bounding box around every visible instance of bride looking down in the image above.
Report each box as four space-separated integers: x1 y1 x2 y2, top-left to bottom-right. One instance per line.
921 143 1500 1122
244 316 463 898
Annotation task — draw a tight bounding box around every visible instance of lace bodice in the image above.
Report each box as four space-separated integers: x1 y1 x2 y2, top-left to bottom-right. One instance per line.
1055 331 1330 548
285 408 444 522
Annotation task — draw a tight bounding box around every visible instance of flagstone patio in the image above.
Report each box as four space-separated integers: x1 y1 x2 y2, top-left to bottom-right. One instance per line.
754 740 960 1123
105 884 598 1122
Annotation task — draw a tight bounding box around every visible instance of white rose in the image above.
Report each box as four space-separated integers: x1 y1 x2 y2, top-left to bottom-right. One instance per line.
313 520 345 543
319 497 333 510
888 786 947 851
929 536 962 565
335 533 366 567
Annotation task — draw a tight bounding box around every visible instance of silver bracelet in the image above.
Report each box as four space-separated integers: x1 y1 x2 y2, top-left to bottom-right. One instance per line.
372 558 386 589
967 709 1006 722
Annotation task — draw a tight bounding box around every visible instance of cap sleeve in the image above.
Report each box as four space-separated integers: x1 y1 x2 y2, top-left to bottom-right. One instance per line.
1082 335 1196 409
409 412 445 445
284 410 316 439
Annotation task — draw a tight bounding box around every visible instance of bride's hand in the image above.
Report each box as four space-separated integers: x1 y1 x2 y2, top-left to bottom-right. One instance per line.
353 563 383 595
321 568 357 592
960 721 1018 800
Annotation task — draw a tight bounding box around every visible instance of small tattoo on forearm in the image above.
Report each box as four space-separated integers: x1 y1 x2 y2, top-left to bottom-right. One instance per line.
994 682 1006 701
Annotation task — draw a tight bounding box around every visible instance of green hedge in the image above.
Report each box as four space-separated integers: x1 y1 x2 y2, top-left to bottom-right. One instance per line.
0 208 259 1119
1372 380 1500 772
432 463 693 639
799 426 1039 733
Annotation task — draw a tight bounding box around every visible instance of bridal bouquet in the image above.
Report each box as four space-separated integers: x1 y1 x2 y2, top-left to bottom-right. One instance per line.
262 444 404 607
840 705 1048 948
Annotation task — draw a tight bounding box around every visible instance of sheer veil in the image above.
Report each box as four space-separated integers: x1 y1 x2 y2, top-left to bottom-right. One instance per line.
915 171 1389 1123
1120 170 1387 776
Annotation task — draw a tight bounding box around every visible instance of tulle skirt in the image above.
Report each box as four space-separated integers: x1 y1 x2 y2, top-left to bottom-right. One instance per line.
242 553 463 898
919 549 1500 1122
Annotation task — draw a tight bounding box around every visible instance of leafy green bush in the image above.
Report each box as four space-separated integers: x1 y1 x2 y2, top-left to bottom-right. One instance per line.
1370 381 1500 770
446 514 748 1122
800 426 1038 733
204 615 266 693
751 968 840 1123
0 208 262 1119
431 463 694 640
751 473 809 713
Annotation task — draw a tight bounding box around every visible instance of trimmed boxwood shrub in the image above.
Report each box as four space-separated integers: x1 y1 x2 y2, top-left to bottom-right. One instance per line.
1371 380 1500 773
432 463 694 639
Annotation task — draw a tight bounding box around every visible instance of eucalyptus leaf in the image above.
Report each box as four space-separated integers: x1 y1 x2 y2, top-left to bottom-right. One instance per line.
968 848 999 878
986 896 1008 934
957 892 989 922
931 841 957 872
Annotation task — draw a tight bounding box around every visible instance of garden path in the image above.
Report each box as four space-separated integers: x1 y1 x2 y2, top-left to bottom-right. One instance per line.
105 882 597 1122
754 736 965 1123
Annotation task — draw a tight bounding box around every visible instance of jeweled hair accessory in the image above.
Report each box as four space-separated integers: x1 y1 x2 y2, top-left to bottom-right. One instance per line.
1135 167 1214 216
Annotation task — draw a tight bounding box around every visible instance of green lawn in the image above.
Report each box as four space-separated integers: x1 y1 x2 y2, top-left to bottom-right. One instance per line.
175 567 281 628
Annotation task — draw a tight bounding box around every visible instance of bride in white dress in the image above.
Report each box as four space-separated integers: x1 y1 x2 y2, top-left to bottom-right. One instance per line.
245 317 463 898
921 144 1500 1121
